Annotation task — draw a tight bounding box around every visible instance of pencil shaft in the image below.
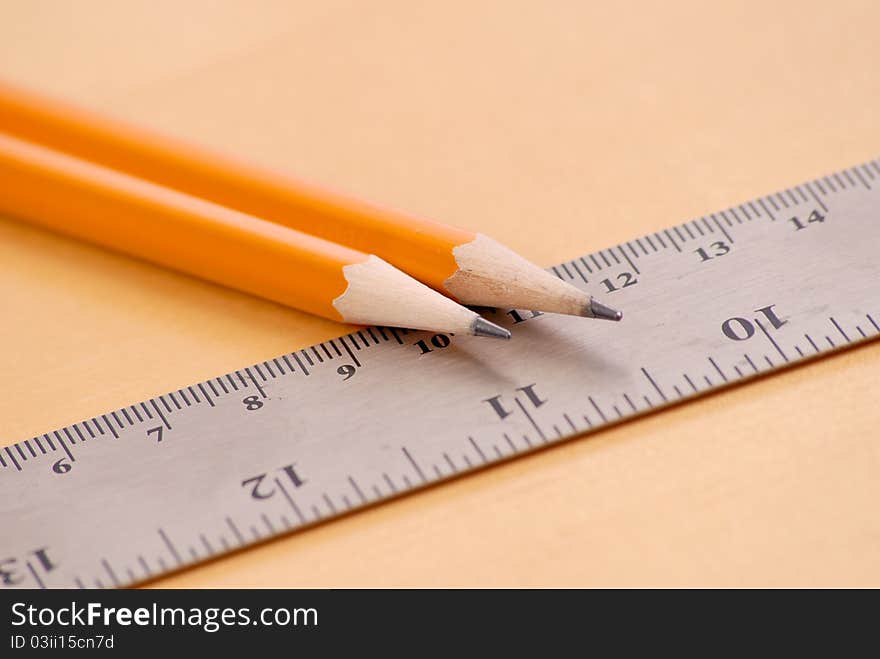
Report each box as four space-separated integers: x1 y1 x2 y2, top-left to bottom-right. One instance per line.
0 131 358 321
0 133 509 337
0 81 469 291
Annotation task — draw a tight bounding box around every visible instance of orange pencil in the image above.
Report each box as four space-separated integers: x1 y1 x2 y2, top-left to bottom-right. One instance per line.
0 132 509 338
0 81 621 322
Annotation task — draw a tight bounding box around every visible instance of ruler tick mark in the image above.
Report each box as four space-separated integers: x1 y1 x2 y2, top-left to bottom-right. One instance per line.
197 383 215 407
755 318 789 362
663 229 681 252
830 317 851 342
56 433 75 462
708 357 728 382
852 167 871 190
338 336 361 367
382 473 398 494
515 398 547 441
4 447 20 471
625 242 640 259
200 534 214 554
388 328 404 345
683 373 698 392
804 182 828 212
149 400 171 430
321 494 337 515
618 245 640 274
743 354 758 373
157 528 182 565
26 561 46 589
245 368 266 397
292 352 310 376
805 334 820 353
757 198 776 221
401 446 428 482
468 436 487 462
587 396 608 423
569 259 588 283
274 478 306 524
101 559 120 587
348 476 368 503
710 214 734 243
101 415 120 437
640 367 668 402
225 517 245 545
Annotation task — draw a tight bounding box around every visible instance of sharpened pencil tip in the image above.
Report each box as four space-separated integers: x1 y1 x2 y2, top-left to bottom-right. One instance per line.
586 297 623 321
472 316 511 339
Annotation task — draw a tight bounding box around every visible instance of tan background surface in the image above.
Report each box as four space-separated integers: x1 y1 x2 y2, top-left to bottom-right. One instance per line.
1 1 878 587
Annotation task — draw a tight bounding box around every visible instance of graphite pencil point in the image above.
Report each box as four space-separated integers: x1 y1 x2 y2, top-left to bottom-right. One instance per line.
471 317 512 340
585 297 623 321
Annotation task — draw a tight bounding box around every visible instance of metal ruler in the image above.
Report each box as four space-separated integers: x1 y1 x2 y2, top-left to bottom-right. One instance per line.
2 159 879 589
